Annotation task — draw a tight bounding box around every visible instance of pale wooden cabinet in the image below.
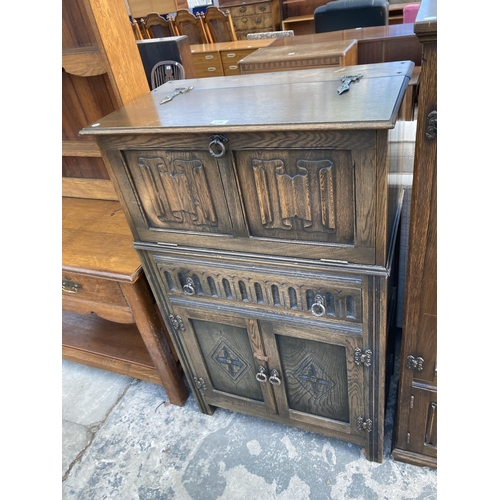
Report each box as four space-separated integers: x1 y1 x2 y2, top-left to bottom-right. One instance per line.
218 0 281 40
83 61 413 462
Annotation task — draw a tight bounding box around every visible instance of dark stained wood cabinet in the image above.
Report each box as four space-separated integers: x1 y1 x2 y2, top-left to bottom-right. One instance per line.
392 0 437 468
82 61 413 462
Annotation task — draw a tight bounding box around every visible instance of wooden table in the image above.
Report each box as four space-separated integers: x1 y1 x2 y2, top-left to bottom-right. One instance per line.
238 39 358 74
62 197 188 406
270 23 422 66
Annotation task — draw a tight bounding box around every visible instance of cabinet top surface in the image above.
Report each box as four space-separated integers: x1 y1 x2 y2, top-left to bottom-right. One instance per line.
239 40 358 64
81 61 413 136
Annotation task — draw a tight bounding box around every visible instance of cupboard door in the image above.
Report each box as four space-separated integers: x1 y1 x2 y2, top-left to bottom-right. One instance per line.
121 149 233 235
260 321 366 438
172 306 278 418
234 147 373 248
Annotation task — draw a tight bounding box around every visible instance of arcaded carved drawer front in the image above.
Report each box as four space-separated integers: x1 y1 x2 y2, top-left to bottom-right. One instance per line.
121 149 233 235
61 273 127 306
155 258 363 327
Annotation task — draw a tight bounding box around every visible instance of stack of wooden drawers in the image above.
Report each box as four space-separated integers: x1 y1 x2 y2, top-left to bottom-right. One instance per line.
83 61 413 463
218 0 280 40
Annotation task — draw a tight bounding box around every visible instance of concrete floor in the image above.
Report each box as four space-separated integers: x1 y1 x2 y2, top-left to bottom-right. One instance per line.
62 345 437 499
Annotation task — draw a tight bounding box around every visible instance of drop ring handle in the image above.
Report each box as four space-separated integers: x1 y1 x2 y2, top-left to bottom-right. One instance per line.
256 366 267 383
182 277 196 296
311 294 326 317
269 369 281 386
208 134 228 158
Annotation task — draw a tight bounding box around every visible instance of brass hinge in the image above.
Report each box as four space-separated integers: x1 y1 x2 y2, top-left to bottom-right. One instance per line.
354 348 372 367
356 417 372 432
169 314 185 332
406 355 424 371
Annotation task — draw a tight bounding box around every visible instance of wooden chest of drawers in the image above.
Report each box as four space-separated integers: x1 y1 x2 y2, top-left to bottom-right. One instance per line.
83 61 413 462
219 0 281 40
190 39 273 78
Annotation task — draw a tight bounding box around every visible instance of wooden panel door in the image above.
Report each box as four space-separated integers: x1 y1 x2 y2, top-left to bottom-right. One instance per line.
122 149 234 235
172 306 278 419
260 320 366 439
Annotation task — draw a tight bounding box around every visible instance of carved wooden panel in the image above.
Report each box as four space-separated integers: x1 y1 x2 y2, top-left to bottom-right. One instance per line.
235 149 355 244
122 150 233 234
156 260 363 326
191 319 263 400
406 387 437 459
276 335 349 422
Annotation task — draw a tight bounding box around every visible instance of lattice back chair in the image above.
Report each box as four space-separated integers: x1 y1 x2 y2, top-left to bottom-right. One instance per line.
145 12 177 39
150 60 185 89
171 9 211 45
203 6 237 43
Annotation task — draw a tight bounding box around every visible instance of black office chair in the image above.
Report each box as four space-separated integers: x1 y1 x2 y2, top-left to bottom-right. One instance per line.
314 0 389 34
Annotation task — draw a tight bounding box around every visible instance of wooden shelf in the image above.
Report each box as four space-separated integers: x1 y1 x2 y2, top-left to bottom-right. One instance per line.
62 140 102 157
62 310 163 384
62 46 107 76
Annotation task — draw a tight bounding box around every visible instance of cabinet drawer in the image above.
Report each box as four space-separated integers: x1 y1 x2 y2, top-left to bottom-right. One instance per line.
62 272 128 306
230 2 271 18
191 52 224 78
221 49 257 75
232 12 273 32
153 252 364 331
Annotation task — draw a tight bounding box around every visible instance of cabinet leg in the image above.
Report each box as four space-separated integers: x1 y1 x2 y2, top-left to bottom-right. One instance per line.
121 276 189 406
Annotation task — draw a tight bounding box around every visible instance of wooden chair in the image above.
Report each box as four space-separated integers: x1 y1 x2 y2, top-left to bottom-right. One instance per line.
151 60 185 89
171 9 210 45
145 12 177 39
131 19 143 40
203 6 237 43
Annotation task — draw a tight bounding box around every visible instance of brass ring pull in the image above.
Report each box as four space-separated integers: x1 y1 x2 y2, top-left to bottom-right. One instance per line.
269 369 281 386
311 294 326 317
62 280 81 294
182 277 196 295
256 366 267 383
208 134 228 158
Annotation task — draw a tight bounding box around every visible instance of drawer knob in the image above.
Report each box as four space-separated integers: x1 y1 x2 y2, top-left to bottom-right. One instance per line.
62 278 82 294
208 134 228 158
255 18 262 24
259 5 266 11
255 366 267 383
311 294 326 317
182 277 196 295
269 369 281 386
239 6 246 12
241 17 248 23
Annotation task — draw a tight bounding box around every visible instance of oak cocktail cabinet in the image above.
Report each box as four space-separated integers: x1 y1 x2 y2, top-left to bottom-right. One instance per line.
82 61 413 462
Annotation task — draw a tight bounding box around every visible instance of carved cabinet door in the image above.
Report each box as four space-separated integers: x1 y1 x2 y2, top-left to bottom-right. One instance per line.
172 305 279 419
259 320 366 440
